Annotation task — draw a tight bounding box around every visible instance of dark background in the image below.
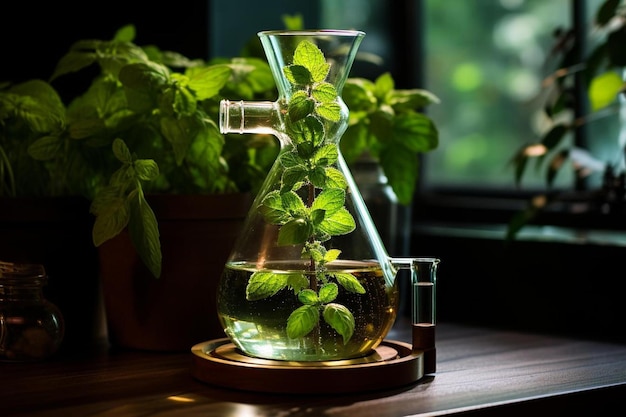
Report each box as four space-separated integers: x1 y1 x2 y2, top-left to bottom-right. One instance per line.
1 2 210 84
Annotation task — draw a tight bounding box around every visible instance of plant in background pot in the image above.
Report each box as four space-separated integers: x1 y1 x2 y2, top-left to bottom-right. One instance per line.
0 24 278 350
1 20 440 351
507 0 626 238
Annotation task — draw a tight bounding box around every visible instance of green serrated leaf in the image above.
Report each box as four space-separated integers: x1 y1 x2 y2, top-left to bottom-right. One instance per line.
281 165 308 192
324 249 341 262
188 65 232 101
91 191 129 247
312 82 337 103
379 147 419 205
159 115 195 165
288 91 315 122
293 41 329 83
313 144 339 166
246 271 289 301
112 138 132 164
318 283 339 303
322 303 355 344
311 188 345 215
317 207 355 236
286 273 309 294
68 117 106 139
134 159 159 181
287 305 319 339
334 273 366 294
316 102 342 122
278 218 312 246
392 113 439 153
308 165 327 188
324 167 348 189
288 116 325 146
128 189 161 278
298 289 319 305
283 64 312 86
259 190 291 224
374 72 395 101
27 136 63 161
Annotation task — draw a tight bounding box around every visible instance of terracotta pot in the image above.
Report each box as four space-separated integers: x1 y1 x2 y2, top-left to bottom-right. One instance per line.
99 193 252 351
0 197 106 353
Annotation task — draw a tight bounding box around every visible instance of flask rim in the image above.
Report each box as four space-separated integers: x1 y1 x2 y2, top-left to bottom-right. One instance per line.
258 29 365 38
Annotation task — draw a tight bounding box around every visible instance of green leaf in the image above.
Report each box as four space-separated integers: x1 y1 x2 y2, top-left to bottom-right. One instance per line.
313 143 339 166
113 24 136 42
278 218 312 246
259 191 290 224
281 165 308 192
318 283 338 303
379 147 419 205
374 72 394 101
392 113 439 153
7 80 66 132
112 138 132 164
324 167 348 189
281 190 306 213
119 61 169 112
287 305 319 339
317 207 355 236
312 82 337 103
334 273 366 294
27 136 62 161
286 273 309 294
159 115 195 165
246 271 289 301
316 102 342 122
288 91 315 122
128 189 161 278
589 71 623 111
68 118 106 139
390 88 441 112
134 159 159 181
188 64 232 100
90 187 129 247
308 165 327 188
343 79 377 112
50 50 98 82
293 40 329 83
324 249 341 262
288 116 325 146
298 289 319 305
311 188 345 215
283 64 312 86
323 303 355 344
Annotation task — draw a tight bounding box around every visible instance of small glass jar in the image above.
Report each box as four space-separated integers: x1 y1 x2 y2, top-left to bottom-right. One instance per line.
0 261 64 361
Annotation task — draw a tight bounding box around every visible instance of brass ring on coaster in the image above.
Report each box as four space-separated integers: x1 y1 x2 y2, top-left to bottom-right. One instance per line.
190 338 424 394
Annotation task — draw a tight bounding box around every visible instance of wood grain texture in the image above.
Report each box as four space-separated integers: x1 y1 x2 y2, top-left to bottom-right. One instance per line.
2 318 625 416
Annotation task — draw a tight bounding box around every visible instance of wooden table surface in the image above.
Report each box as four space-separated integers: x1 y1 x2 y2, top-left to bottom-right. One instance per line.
2 317 626 416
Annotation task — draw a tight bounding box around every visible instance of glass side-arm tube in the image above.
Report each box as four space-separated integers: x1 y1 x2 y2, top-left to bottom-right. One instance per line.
411 257 439 374
220 99 282 135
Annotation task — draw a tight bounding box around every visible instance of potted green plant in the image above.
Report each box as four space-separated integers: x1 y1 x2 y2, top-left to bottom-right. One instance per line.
1 22 439 350
508 0 626 238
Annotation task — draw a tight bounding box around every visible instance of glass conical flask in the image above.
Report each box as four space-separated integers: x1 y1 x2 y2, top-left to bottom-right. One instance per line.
217 30 401 361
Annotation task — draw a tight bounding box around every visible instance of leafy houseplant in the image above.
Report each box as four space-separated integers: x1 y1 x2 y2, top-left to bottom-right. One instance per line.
0 24 278 279
508 0 626 237
0 23 439 281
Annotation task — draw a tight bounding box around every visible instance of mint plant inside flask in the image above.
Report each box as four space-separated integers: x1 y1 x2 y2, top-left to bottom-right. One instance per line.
217 30 403 361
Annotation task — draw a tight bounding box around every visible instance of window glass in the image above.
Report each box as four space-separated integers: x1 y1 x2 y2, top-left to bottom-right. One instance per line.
423 0 572 190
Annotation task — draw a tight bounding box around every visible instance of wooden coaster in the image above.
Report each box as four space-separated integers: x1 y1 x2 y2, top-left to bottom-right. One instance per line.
190 338 424 394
